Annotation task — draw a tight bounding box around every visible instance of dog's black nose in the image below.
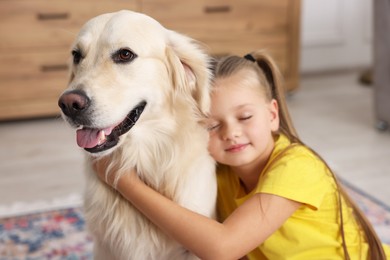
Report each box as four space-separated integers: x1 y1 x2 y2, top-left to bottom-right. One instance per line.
58 90 90 120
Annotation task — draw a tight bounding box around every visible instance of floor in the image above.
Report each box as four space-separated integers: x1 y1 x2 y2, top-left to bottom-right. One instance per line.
1 70 389 217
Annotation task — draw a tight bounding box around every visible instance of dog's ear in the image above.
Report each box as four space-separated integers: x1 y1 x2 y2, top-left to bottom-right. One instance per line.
165 30 211 117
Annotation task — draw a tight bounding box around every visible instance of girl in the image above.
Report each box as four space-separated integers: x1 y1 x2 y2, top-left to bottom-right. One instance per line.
94 50 389 259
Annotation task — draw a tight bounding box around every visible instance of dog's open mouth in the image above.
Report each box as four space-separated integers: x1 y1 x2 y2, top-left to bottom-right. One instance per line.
76 101 146 153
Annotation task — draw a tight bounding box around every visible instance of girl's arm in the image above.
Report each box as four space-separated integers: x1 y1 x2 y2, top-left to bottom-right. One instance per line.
93 158 301 260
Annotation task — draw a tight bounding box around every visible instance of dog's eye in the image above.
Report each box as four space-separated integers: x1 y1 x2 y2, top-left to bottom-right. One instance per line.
72 50 82 65
113 48 137 63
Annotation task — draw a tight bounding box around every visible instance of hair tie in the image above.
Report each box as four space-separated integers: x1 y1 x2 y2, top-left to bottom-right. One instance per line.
244 54 256 62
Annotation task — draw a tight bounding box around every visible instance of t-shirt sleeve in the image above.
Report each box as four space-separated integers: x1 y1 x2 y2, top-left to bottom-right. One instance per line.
256 147 333 210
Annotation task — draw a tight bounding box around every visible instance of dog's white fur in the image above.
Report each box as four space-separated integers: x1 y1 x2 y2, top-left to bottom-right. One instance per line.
60 10 217 260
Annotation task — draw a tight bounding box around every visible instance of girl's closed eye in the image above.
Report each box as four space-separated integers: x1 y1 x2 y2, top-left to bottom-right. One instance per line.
238 112 253 121
206 119 220 131
239 115 252 121
207 123 220 131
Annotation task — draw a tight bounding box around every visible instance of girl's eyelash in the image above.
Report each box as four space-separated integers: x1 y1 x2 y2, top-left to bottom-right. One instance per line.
240 115 252 120
207 124 220 131
207 115 251 131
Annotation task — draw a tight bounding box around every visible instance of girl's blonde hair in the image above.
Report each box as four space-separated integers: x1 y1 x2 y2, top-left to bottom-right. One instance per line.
212 50 386 259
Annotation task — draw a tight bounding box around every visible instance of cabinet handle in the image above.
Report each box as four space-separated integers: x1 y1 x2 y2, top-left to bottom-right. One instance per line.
204 5 231 14
40 64 68 72
37 13 69 21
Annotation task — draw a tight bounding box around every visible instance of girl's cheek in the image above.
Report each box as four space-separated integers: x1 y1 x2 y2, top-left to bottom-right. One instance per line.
207 138 215 152
207 138 219 155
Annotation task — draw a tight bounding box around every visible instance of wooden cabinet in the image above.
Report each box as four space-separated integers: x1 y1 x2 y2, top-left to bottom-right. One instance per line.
142 0 301 92
0 0 139 120
0 0 300 120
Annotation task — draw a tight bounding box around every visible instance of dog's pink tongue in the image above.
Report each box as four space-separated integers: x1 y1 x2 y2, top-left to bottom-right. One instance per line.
76 127 114 148
76 128 101 148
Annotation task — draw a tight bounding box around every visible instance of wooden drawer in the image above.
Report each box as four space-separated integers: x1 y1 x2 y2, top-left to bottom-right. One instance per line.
0 51 69 120
142 0 300 91
0 0 139 120
0 0 139 52
0 78 66 120
0 51 69 80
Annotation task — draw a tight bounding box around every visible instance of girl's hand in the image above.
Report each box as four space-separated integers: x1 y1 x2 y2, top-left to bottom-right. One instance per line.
92 156 140 190
92 156 112 185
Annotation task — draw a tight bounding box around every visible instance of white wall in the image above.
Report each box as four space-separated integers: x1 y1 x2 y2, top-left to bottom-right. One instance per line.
300 0 373 73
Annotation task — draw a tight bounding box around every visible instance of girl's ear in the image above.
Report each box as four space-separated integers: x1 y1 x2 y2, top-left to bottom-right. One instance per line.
269 99 280 132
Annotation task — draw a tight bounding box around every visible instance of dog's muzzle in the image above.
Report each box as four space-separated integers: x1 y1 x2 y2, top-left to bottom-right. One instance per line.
58 90 147 153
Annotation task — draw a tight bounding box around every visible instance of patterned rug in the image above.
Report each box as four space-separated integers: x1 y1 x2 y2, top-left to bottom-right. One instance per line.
0 208 92 260
0 183 389 260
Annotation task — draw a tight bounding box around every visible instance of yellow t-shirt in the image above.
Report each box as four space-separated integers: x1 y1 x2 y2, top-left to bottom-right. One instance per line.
217 134 390 259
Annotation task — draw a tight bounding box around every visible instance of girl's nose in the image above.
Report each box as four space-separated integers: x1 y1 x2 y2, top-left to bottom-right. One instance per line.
221 124 241 141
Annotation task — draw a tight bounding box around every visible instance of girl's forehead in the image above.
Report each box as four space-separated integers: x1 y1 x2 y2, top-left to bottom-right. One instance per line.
213 69 263 95
211 75 267 111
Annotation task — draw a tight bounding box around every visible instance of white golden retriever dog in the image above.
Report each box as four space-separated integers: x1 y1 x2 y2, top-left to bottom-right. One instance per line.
58 10 217 260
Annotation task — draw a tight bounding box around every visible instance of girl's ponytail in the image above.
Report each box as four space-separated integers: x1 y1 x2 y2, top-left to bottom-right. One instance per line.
247 51 299 142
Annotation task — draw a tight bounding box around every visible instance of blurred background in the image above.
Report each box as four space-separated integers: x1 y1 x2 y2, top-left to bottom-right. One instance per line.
1 0 389 216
